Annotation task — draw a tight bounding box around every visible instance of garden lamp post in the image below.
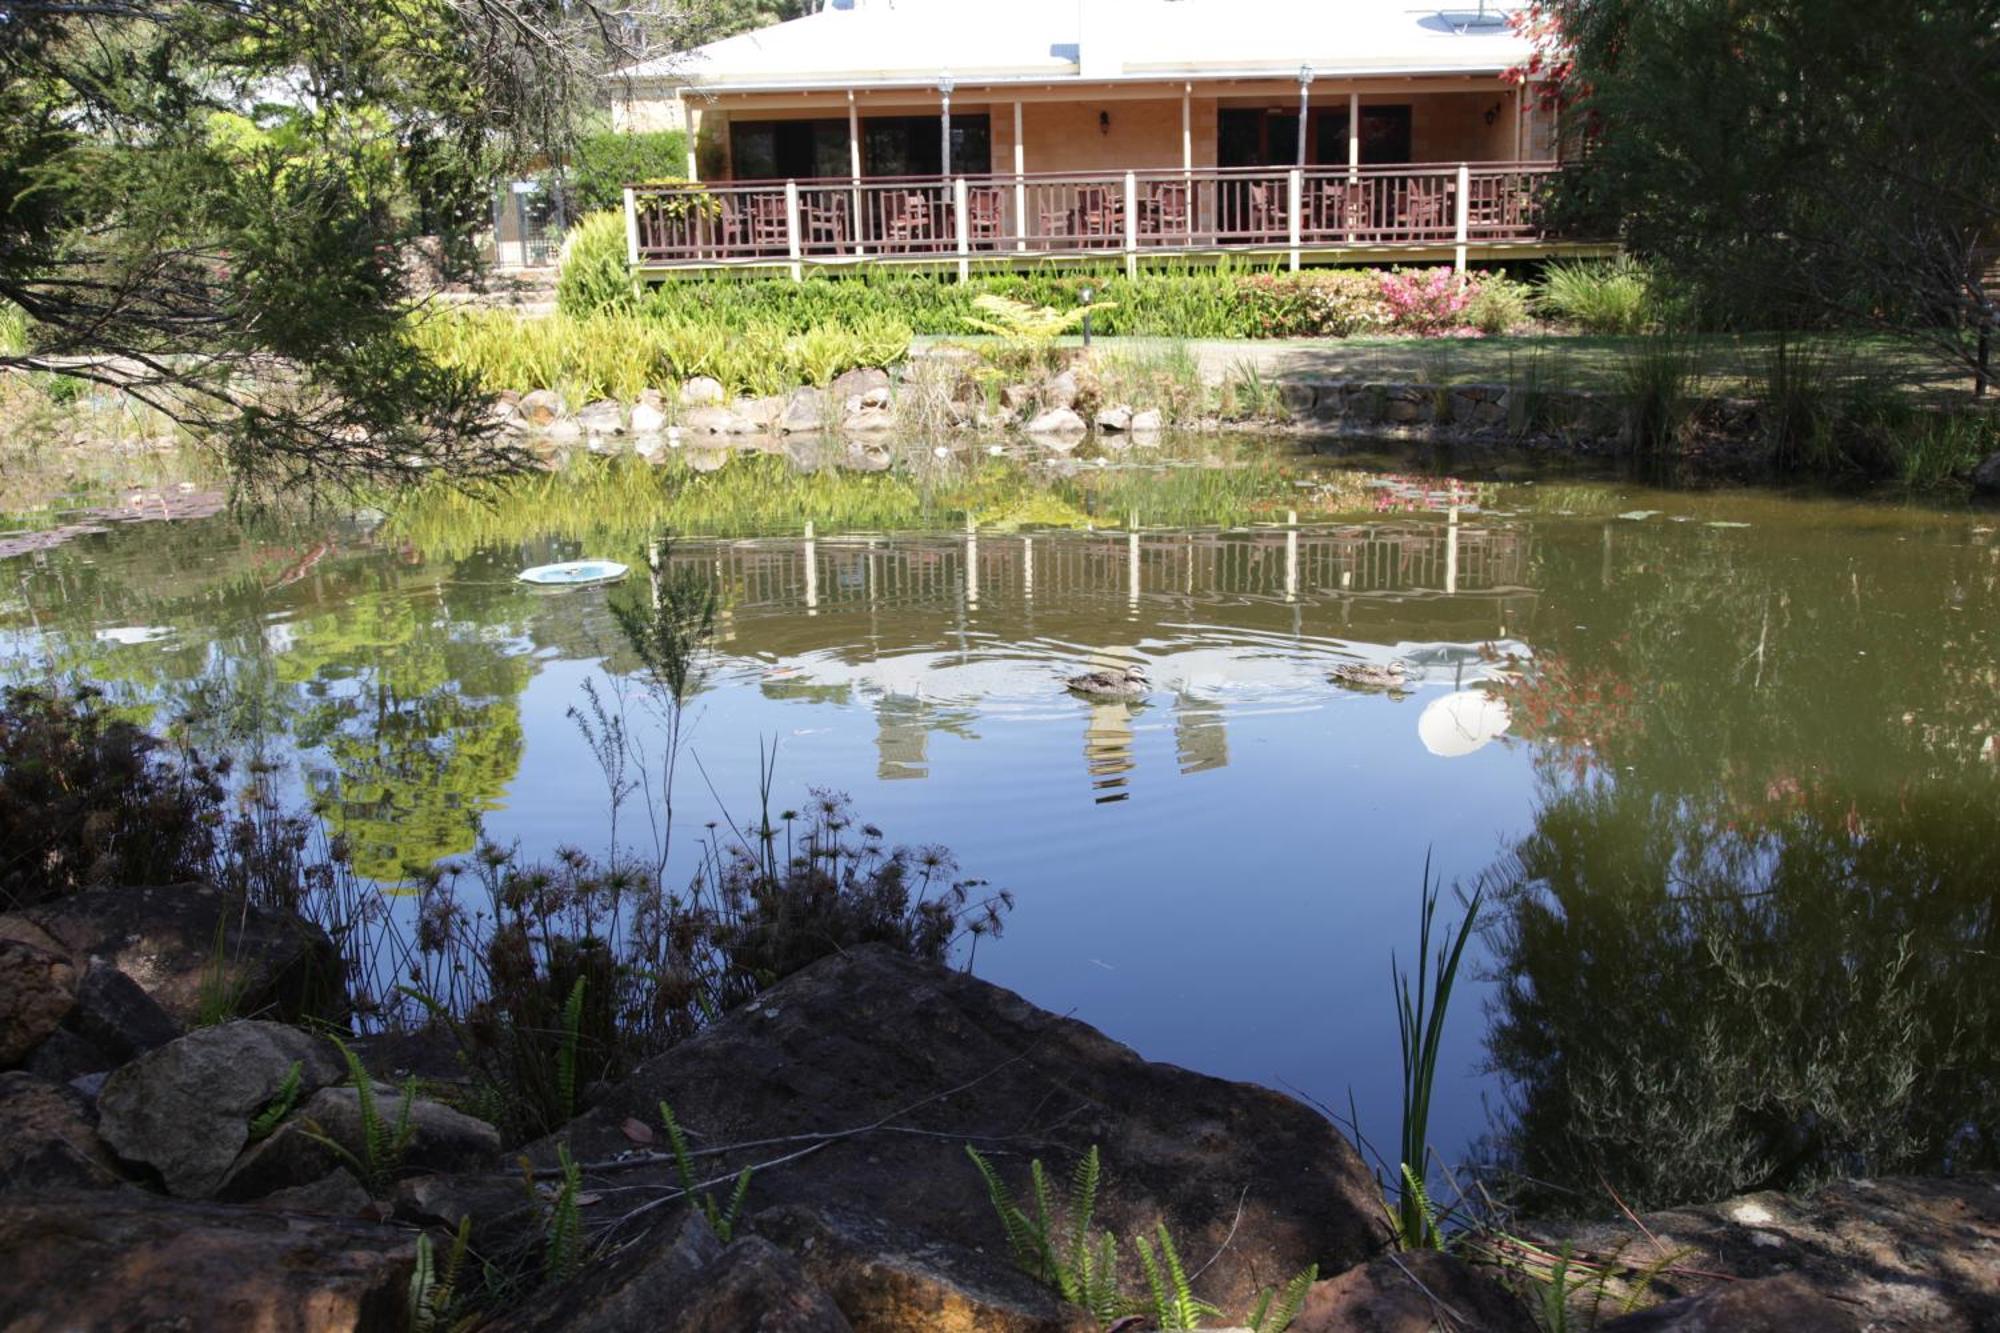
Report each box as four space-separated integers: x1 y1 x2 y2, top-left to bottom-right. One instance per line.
1297 65 1314 168
1080 285 1095 348
940 72 956 177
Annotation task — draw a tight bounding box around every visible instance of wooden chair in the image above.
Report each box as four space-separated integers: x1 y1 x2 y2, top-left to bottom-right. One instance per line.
1402 185 1449 239
967 186 1005 248
1244 180 1282 242
748 194 789 252
883 191 934 251
1147 182 1191 241
1077 186 1121 246
1038 200 1076 250
805 196 849 253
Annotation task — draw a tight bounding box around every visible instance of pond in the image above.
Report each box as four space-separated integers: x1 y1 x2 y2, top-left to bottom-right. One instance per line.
5 434 1998 1213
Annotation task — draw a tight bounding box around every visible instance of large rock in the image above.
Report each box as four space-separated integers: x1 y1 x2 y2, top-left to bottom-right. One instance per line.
1292 1250 1535 1332
0 938 77 1065
97 1020 340 1198
0 882 346 1027
219 1083 500 1201
71 957 179 1063
749 1204 1088 1333
1529 1174 2000 1331
1046 369 1080 410
735 395 788 429
1026 408 1087 440
531 946 1387 1326
830 367 890 401
0 1189 416 1332
575 399 624 435
1598 1274 1862 1332
0 1071 124 1191
630 401 669 435
680 376 727 407
780 387 830 434
684 405 749 435
518 388 564 427
1974 450 2000 498
1095 404 1134 433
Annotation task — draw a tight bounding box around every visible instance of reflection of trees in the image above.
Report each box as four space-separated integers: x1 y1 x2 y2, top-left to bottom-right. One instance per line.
1484 520 2000 1212
282 585 532 882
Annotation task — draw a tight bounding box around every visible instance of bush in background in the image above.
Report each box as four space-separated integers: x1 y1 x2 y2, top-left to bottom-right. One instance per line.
554 211 638 318
565 129 691 216
1535 256 1657 335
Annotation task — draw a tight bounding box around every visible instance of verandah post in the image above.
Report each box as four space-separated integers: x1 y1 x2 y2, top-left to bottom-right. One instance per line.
1123 170 1139 279
1287 168 1303 272
622 186 640 269
954 176 970 282
1013 101 1028 253
1454 162 1471 275
784 179 802 282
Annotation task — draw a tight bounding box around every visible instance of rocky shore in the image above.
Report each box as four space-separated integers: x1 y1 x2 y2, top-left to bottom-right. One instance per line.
2 886 1997 1331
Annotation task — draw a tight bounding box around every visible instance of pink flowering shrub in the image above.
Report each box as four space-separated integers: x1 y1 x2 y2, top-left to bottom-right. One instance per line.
1376 266 1484 338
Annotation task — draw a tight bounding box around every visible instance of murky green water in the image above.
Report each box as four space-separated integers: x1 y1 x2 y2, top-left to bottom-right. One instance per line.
5 435 1997 1210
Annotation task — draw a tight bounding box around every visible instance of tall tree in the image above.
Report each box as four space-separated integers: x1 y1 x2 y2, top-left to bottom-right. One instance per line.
0 0 702 489
1523 0 2000 384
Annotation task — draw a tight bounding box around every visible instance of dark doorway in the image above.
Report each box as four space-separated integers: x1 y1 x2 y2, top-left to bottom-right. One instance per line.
1219 108 1304 167
729 119 850 180
863 115 992 177
1312 106 1414 166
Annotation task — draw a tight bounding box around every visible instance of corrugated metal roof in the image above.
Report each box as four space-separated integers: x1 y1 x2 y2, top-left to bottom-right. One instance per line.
623 0 1533 90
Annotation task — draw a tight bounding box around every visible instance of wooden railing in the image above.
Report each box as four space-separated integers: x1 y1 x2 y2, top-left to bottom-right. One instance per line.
625 163 1562 272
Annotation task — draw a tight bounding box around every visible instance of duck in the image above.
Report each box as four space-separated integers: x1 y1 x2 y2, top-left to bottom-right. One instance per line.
1330 660 1412 692
1065 664 1150 702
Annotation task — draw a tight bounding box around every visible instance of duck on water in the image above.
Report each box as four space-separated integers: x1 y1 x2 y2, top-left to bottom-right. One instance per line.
1064 664 1150 702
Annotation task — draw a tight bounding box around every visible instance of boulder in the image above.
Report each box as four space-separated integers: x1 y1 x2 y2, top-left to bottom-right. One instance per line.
22 1028 115 1084
531 946 1388 1326
575 399 624 435
843 407 897 435
683 405 747 435
0 1189 416 1332
1528 1174 2000 1332
830 367 891 402
1974 451 2000 497
1095 404 1134 433
251 1168 374 1218
0 1071 124 1191
0 938 77 1066
518 388 564 426
1130 409 1164 436
0 882 345 1027
749 1204 1088 1333
219 1084 500 1201
1598 1275 1861 1332
70 958 179 1063
735 395 788 428
680 376 727 407
781 387 829 434
1026 408 1088 440
630 401 669 435
1001 384 1036 413
545 419 583 442
394 1171 541 1255
1046 369 1080 410
1292 1250 1535 1332
672 1237 854 1333
96 1020 340 1198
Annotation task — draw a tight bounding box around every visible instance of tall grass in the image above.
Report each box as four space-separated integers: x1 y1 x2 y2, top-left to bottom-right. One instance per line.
1390 863 1482 1252
1091 342 1207 426
1758 334 1845 471
1536 257 1655 335
0 301 27 356
1617 335 1703 457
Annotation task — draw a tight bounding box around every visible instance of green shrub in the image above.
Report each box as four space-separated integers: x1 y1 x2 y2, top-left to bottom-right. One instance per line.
1464 274 1534 336
555 210 637 317
0 300 26 356
566 129 690 215
1536 256 1655 335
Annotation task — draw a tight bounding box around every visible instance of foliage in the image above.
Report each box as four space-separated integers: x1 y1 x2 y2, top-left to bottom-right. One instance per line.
1533 0 2000 382
1464 275 1535 337
1535 258 1654 336
407 1217 475 1333
0 0 701 489
1236 271 1386 338
1616 335 1702 457
1377 268 1479 338
968 1145 1125 1324
566 130 691 215
303 1038 418 1197
1134 1225 1224 1330
0 685 221 910
247 1061 304 1141
661 1100 753 1241
0 302 26 357
1391 864 1481 1251
543 1143 586 1281
555 212 638 318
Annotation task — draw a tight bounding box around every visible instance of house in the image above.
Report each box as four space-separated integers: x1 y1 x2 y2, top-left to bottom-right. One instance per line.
615 0 1591 277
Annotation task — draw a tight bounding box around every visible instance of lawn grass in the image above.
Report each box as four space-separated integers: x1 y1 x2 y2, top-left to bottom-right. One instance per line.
926 331 1968 401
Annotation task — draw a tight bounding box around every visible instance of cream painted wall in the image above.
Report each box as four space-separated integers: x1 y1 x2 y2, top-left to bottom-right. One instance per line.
1019 99 1187 173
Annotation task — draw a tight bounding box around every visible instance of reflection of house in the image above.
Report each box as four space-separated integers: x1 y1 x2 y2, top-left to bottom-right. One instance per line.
1083 699 1139 802
1174 692 1229 775
874 691 977 780
617 0 1595 274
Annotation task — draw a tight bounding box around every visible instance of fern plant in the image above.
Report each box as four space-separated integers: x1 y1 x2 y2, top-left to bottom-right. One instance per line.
543 1144 586 1281
1247 1265 1317 1333
408 1216 474 1332
660 1100 753 1241
555 976 586 1124
1134 1224 1224 1330
302 1037 417 1197
247 1061 303 1142
967 1145 1124 1324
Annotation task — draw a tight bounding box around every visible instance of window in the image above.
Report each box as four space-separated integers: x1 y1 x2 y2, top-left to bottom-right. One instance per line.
863 115 991 177
1314 107 1413 166
729 119 850 181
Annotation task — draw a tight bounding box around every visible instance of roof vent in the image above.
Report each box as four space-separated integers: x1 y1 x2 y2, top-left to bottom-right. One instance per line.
1439 0 1511 29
